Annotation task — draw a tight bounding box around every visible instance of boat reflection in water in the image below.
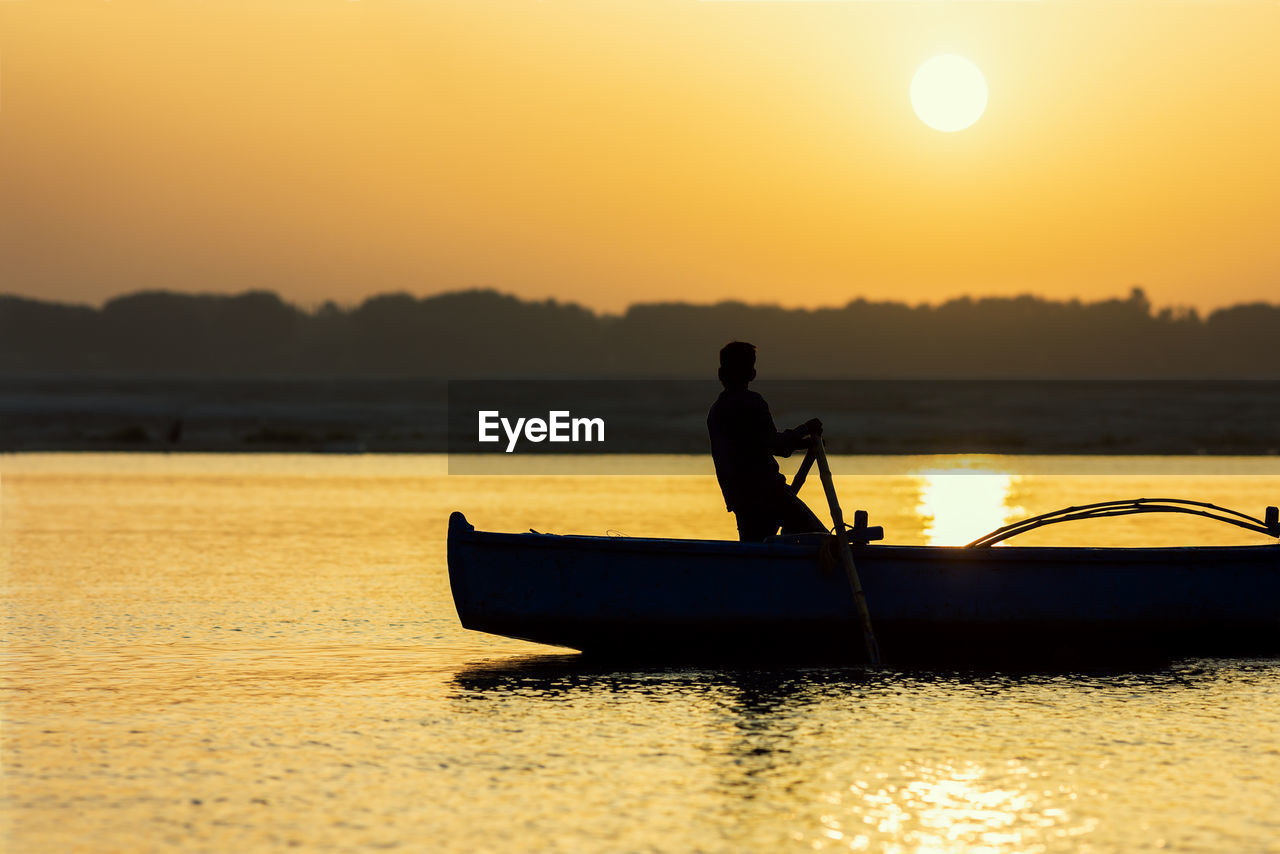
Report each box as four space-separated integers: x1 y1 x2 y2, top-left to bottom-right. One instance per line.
450 657 1270 851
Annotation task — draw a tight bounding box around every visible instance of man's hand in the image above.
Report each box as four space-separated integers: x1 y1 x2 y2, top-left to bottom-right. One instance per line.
804 418 823 437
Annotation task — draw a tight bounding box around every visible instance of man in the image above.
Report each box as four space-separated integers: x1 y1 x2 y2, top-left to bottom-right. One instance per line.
707 341 827 541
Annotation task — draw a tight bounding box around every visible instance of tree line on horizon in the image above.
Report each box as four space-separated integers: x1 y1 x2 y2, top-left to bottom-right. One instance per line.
1 286 1278 378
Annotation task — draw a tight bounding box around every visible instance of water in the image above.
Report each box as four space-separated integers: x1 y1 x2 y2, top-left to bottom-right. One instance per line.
3 454 1280 852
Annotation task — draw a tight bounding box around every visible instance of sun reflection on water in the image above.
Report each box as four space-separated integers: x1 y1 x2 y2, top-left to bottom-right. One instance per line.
915 469 1023 546
804 762 1097 853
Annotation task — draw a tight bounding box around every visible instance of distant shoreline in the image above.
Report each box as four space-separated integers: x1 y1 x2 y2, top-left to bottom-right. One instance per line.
5 287 1280 380
3 377 1277 456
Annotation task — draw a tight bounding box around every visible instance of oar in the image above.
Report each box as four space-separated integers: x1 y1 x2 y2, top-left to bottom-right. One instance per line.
813 439 882 666
790 443 817 495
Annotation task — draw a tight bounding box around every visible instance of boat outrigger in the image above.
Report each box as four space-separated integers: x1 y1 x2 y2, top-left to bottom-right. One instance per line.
448 443 1280 666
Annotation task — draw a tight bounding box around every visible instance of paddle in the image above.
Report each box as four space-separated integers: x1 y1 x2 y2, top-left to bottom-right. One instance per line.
813 438 882 666
790 443 817 495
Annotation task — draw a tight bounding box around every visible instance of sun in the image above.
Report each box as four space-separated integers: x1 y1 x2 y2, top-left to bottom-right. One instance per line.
910 54 988 133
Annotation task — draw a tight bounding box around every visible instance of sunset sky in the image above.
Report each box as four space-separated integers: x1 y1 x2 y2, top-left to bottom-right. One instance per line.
2 1 1277 313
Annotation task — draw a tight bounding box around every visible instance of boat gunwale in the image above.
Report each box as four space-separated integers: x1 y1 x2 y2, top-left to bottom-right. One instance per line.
451 525 1280 564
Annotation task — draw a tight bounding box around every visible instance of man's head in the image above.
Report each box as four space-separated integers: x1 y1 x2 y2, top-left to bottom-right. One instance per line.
718 341 757 387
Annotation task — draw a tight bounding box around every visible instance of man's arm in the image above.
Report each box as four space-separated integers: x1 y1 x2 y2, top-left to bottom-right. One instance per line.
764 405 823 458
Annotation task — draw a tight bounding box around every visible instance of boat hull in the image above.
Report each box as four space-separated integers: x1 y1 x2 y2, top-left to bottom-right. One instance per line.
446 512 1280 665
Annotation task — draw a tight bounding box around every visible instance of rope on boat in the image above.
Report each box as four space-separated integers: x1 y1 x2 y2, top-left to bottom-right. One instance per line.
965 498 1280 548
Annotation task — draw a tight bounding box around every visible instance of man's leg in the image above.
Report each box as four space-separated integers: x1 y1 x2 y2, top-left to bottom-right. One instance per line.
734 507 781 542
779 492 827 535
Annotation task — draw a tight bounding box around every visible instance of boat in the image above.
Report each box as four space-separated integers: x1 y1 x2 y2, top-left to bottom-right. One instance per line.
447 496 1280 667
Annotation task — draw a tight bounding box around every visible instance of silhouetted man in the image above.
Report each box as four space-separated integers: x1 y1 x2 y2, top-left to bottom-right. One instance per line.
708 341 827 541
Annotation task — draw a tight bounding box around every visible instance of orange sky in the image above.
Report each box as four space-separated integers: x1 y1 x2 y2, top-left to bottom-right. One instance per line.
2 1 1277 313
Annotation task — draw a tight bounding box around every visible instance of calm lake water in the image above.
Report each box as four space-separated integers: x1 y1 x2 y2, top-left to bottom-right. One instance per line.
3 453 1280 852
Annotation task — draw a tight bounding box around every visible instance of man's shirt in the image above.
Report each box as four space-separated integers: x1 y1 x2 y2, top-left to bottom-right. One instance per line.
707 386 808 512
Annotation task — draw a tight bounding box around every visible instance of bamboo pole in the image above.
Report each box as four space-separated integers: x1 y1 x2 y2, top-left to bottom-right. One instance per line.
790 444 818 495
813 439 882 666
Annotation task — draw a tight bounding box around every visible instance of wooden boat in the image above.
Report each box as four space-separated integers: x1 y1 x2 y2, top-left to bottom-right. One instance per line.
448 497 1280 666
